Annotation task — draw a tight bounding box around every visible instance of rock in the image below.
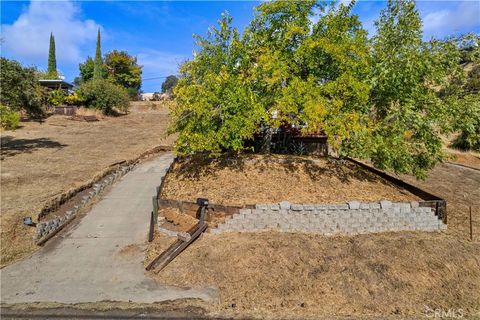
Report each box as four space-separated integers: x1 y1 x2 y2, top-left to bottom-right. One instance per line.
348 201 361 210
380 200 392 209
255 204 269 210
177 232 191 242
291 204 303 211
279 201 291 210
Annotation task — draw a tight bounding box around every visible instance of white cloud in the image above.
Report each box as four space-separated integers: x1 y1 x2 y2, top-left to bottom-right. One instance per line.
1 1 101 64
423 1 479 37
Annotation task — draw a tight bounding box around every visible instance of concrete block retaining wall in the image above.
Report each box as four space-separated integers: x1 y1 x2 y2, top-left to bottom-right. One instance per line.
35 164 135 241
210 201 446 236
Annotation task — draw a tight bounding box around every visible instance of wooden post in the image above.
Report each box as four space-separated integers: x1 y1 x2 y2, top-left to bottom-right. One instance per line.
470 206 473 241
148 211 154 242
152 195 158 225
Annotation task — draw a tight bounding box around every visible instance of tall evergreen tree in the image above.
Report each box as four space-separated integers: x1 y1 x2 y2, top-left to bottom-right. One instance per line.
47 32 58 79
93 28 104 79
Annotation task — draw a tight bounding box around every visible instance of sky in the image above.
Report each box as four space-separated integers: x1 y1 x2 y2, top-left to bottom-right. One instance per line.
1 1 479 92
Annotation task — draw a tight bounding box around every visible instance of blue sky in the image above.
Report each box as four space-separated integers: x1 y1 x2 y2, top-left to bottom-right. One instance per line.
1 1 479 92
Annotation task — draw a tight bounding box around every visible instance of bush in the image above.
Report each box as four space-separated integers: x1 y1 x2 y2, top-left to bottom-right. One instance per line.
0 105 20 130
0 58 46 118
48 89 65 106
77 79 130 114
64 92 82 106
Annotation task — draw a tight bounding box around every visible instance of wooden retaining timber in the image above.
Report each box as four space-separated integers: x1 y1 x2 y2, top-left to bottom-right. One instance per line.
158 198 253 221
146 212 208 272
346 158 447 223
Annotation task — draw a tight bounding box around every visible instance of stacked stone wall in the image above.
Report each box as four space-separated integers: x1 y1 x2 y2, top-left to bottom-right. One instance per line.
211 201 446 236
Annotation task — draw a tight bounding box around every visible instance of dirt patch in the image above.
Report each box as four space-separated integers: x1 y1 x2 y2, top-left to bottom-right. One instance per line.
161 154 420 206
0 103 175 266
118 243 144 257
152 231 480 318
160 208 199 233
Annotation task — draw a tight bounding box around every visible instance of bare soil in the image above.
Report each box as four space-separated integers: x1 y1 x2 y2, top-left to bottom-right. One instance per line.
161 154 420 206
0 103 174 266
160 207 199 233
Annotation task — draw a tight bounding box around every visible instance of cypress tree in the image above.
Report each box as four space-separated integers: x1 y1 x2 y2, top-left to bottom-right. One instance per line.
47 32 58 79
93 28 103 79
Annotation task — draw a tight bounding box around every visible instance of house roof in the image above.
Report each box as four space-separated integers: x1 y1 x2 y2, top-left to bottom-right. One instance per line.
38 79 74 90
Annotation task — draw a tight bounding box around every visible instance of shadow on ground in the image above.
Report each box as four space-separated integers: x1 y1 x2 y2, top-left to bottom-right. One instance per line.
173 153 377 183
1 136 67 159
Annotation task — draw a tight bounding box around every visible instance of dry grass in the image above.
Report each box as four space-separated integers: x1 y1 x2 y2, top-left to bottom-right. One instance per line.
144 231 177 269
154 232 480 318
400 163 480 240
74 107 105 119
150 155 480 319
446 148 480 170
0 103 174 267
161 154 420 206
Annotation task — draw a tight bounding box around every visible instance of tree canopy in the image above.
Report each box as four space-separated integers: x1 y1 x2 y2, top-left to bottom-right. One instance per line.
104 50 142 98
169 0 472 178
76 56 95 85
0 57 46 117
161 75 179 94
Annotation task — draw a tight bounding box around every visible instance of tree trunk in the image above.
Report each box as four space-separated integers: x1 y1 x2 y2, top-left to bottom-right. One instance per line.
260 127 272 154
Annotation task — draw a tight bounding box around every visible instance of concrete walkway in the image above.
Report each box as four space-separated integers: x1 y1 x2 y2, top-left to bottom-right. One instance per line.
1 153 217 304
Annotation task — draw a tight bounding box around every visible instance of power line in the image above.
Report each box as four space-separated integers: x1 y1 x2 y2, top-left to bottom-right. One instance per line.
142 75 180 81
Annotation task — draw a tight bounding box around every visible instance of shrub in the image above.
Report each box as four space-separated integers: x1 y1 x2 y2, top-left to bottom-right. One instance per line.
48 89 65 106
0 105 20 130
64 92 81 106
77 79 130 114
0 58 46 118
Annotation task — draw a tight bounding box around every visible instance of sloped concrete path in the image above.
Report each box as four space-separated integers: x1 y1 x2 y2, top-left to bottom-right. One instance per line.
1 153 217 304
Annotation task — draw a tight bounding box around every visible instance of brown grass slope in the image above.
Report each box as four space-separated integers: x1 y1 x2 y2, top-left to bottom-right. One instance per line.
156 232 480 318
153 156 480 318
161 154 420 206
0 104 174 266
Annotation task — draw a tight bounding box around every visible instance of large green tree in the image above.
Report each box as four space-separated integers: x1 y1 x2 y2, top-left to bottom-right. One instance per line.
0 58 46 117
368 0 460 177
171 13 263 155
244 0 323 151
104 50 142 98
47 32 58 79
171 0 467 178
441 34 480 151
273 1 372 156
75 56 95 85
